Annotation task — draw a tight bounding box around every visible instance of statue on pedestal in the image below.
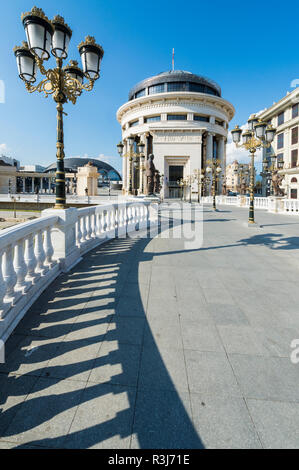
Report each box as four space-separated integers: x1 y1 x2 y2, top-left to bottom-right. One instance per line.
145 154 156 196
272 170 285 196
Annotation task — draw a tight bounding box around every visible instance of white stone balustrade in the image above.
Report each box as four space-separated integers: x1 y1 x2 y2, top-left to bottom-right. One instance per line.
202 195 299 216
0 200 155 344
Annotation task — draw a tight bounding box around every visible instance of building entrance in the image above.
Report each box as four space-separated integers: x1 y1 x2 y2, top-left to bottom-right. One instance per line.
168 165 184 199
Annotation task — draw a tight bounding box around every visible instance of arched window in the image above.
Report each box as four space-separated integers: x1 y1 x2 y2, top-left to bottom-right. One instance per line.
291 177 297 183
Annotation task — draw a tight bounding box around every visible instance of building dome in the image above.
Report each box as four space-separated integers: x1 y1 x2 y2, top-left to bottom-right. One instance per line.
44 157 121 181
129 70 221 101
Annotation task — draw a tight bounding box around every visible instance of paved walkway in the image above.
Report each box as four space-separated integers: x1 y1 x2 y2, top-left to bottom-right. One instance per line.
1 203 299 449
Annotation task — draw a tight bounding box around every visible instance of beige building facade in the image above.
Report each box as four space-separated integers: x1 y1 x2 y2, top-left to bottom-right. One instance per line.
258 87 299 199
226 160 251 194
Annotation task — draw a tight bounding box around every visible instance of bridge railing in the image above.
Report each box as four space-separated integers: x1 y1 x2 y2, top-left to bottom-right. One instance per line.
0 200 155 343
202 195 299 215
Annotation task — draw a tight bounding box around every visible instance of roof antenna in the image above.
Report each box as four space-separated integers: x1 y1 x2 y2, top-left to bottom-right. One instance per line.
172 48 175 72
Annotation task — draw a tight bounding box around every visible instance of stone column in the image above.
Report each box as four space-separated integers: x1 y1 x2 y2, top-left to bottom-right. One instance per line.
40 177 43 193
218 136 225 193
122 140 128 194
139 134 146 194
31 177 34 193
206 133 214 195
22 178 25 193
206 133 213 161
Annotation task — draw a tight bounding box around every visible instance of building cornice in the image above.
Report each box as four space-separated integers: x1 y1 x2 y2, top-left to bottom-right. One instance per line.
258 88 299 119
116 92 235 122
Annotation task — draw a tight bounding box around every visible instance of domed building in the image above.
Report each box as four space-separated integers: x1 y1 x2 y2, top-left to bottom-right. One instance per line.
44 157 121 182
117 70 235 198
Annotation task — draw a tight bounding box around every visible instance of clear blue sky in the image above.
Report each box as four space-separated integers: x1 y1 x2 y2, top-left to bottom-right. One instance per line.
0 0 298 173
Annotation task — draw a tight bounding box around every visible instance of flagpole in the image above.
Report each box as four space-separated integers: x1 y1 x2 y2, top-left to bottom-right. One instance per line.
172 48 174 72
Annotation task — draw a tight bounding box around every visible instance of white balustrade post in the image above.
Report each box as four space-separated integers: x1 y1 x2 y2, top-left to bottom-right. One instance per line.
44 226 55 268
3 244 18 302
35 230 48 275
81 215 87 242
0 250 7 317
76 216 82 246
42 208 82 273
14 239 29 293
25 234 39 282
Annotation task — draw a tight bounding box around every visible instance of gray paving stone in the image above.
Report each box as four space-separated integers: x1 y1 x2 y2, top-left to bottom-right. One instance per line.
64 383 136 449
107 316 145 346
181 321 224 352
190 394 262 449
207 303 250 326
139 346 188 392
1 377 85 447
131 389 203 449
229 354 299 401
246 399 299 449
185 350 242 397
88 341 142 387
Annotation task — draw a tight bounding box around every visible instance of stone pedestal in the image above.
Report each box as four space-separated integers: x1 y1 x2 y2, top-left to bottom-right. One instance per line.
77 162 99 196
42 208 82 272
268 196 286 214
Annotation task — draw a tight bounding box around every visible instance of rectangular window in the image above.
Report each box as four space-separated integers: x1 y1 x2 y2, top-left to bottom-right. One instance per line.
278 112 284 126
291 189 298 199
167 82 186 92
145 115 161 123
215 119 224 127
291 149 298 168
129 120 138 127
292 104 299 119
148 84 165 95
277 133 284 149
291 126 298 145
167 114 187 121
194 115 209 122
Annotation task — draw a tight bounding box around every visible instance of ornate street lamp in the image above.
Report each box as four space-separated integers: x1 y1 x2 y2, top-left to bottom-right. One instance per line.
117 137 141 196
193 169 205 203
231 116 276 224
14 7 104 209
206 159 222 210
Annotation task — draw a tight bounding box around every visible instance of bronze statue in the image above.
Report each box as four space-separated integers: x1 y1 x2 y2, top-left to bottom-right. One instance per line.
154 170 161 194
222 183 227 196
272 170 285 196
145 154 156 195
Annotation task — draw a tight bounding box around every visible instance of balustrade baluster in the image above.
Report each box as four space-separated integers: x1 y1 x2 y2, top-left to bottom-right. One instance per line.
81 215 87 242
25 234 39 281
35 229 47 274
44 226 55 267
14 238 29 292
3 244 17 301
0 250 7 316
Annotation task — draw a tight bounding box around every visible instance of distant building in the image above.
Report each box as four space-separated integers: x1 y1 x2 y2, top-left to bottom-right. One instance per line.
257 87 299 198
20 164 46 172
117 70 234 198
226 160 252 194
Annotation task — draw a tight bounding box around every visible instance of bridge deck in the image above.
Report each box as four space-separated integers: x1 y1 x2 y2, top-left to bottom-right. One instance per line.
1 204 299 449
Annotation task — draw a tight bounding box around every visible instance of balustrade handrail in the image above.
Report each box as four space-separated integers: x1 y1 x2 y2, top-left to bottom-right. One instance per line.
0 215 59 247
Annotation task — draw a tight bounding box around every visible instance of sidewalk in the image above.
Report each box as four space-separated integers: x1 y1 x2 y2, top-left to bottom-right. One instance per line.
1 203 299 449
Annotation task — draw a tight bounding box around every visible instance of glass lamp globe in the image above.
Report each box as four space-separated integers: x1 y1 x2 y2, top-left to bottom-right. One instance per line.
13 41 37 83
78 36 104 81
22 6 54 60
51 15 72 59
